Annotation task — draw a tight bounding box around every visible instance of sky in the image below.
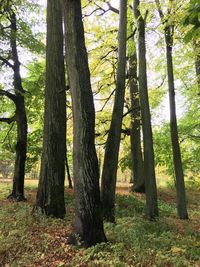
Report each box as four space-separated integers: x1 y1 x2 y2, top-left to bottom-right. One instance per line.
0 0 188 126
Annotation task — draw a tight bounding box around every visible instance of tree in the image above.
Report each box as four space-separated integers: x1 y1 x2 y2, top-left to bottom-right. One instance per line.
62 0 107 246
194 41 200 92
155 0 188 219
101 0 127 222
128 37 145 193
133 0 159 219
34 0 66 218
0 3 27 201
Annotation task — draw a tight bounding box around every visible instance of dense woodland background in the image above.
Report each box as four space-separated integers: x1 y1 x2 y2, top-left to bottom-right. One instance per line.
0 0 200 266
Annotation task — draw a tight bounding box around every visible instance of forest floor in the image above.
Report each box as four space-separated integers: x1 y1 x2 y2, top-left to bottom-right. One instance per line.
0 180 199 267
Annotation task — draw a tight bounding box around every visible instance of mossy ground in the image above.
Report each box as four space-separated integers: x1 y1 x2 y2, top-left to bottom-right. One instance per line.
0 180 199 266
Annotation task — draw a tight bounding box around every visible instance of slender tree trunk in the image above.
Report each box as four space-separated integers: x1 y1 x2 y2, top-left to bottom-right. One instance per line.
165 26 188 219
128 42 145 193
7 11 27 201
155 0 188 219
133 0 158 219
62 0 107 246
101 0 127 223
194 41 200 92
34 0 66 218
66 156 73 189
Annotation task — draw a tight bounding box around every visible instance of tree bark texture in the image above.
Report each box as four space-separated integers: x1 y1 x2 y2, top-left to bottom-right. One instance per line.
165 26 188 219
133 0 158 219
7 11 27 201
62 0 107 246
128 42 145 193
101 0 127 222
35 0 66 218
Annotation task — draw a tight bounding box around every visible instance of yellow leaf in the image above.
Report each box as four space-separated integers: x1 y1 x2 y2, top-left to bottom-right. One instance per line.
171 247 185 254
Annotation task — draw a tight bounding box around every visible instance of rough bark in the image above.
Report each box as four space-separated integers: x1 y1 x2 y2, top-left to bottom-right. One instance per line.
101 0 127 223
5 11 27 201
62 0 107 246
128 43 145 193
34 0 66 218
155 0 188 219
133 0 158 219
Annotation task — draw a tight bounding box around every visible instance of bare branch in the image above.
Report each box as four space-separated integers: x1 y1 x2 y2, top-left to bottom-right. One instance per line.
0 114 16 124
96 89 116 112
155 0 164 19
105 1 119 14
144 10 149 22
83 7 105 18
0 89 17 103
0 55 14 69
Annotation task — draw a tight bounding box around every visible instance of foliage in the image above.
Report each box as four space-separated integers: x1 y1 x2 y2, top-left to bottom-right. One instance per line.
182 0 200 42
0 181 199 266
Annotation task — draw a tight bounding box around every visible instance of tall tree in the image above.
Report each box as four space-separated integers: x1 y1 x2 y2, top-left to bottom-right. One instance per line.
155 0 188 219
34 0 66 218
133 0 159 219
62 0 107 246
128 38 145 193
0 4 27 201
101 0 127 222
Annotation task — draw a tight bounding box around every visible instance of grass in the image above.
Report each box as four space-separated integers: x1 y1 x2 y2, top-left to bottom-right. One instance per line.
0 180 199 266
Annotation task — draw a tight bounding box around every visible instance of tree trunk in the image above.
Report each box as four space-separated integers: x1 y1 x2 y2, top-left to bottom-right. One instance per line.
7 11 27 201
165 26 188 219
133 0 158 219
62 0 107 246
34 0 66 218
101 0 127 223
194 41 200 92
66 156 73 189
128 42 145 193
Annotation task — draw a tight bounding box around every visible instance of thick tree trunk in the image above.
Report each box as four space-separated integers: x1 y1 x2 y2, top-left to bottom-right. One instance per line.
7 11 27 201
101 0 127 223
128 44 145 193
133 0 158 219
165 26 188 219
62 0 106 246
34 0 66 218
10 96 27 201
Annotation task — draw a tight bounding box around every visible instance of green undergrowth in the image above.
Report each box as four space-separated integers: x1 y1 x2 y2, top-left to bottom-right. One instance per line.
0 182 199 266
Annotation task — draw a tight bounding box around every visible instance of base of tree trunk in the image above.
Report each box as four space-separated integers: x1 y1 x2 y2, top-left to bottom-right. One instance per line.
103 208 116 223
179 215 189 220
32 203 65 219
131 183 145 193
66 230 107 248
7 193 27 202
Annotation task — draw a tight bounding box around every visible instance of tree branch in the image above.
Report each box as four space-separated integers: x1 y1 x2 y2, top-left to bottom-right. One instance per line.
2 122 15 143
105 1 119 14
155 0 164 19
0 89 17 103
96 89 116 112
0 115 16 124
83 7 105 18
0 55 14 69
